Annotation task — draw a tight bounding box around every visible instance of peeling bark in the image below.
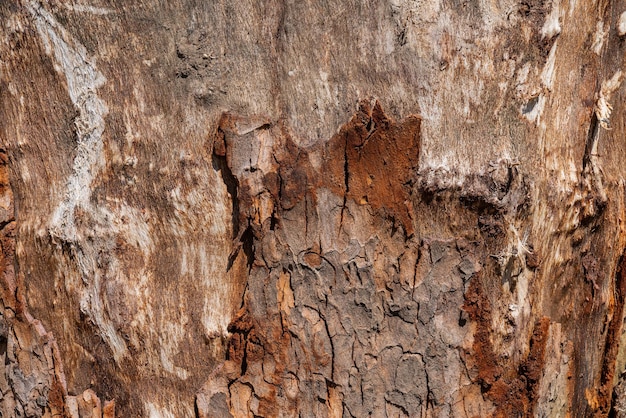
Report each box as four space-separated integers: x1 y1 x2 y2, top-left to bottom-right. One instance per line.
2 0 626 417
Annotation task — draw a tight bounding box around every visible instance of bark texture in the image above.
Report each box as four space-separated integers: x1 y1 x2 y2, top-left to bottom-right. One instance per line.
2 0 626 417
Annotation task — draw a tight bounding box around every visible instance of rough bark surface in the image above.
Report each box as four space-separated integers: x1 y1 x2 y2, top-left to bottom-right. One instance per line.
2 0 626 417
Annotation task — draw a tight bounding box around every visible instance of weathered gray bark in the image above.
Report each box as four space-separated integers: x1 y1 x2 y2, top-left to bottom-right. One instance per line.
2 0 626 417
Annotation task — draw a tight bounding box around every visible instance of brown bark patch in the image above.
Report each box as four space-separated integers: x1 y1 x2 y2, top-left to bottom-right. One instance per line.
205 101 424 417
321 100 421 236
601 251 626 417
214 99 421 241
520 317 551 404
464 274 550 417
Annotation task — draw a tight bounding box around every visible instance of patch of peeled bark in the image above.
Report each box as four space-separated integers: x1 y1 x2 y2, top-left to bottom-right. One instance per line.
197 100 555 417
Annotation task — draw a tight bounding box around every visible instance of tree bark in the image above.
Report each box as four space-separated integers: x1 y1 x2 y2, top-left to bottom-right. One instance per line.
2 0 626 417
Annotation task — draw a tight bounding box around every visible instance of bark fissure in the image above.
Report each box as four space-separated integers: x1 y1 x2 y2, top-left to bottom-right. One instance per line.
339 135 350 236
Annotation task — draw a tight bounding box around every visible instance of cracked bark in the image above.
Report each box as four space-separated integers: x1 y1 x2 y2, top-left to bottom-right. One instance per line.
3 0 626 417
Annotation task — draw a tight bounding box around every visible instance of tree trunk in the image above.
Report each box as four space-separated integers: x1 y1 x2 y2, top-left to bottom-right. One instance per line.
2 0 626 416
